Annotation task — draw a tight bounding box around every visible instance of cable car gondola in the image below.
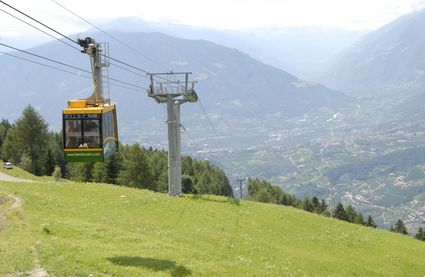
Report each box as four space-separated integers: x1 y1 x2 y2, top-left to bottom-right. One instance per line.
63 100 118 162
63 37 118 162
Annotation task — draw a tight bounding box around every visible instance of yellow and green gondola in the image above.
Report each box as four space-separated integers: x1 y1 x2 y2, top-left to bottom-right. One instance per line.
63 99 118 162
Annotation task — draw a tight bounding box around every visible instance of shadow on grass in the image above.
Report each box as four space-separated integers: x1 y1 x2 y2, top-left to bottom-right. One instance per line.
106 256 191 276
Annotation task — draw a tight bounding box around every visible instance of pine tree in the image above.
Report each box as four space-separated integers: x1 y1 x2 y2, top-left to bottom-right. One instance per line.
7 106 49 175
391 219 408 235
354 213 365 225
345 205 357 223
365 215 377 228
319 199 328 214
52 132 66 178
92 162 108 183
196 171 212 195
67 163 94 182
333 202 347 221
117 144 154 190
0 119 11 154
302 197 314 212
149 149 168 189
182 174 195 194
255 189 273 203
311 196 320 213
106 153 121 184
43 149 55 176
1 127 21 164
19 153 32 172
415 227 425 241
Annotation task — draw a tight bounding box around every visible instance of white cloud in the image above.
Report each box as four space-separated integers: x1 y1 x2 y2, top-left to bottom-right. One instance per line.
0 31 23 38
0 0 424 38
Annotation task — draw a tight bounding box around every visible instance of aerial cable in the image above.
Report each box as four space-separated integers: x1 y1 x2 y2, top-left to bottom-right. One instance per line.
105 54 150 75
0 42 146 91
104 54 180 85
0 0 78 46
50 0 172 72
0 7 81 52
180 124 216 161
0 51 91 79
191 104 223 150
198 99 228 152
0 42 90 73
0 51 145 93
109 62 150 79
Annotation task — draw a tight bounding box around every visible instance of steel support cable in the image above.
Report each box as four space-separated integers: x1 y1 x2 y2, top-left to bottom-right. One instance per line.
198 99 227 151
97 52 183 87
0 51 90 79
50 0 172 72
0 42 90 73
0 42 146 91
0 0 78 46
0 51 145 93
0 7 81 52
103 54 182 86
109 61 150 79
191 104 223 150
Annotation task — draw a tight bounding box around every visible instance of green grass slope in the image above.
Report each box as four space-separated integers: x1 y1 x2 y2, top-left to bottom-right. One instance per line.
1 179 425 276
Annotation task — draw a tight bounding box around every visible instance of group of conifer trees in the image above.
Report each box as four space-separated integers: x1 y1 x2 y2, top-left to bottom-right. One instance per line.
389 219 425 241
247 178 377 227
66 146 233 196
247 178 425 241
0 106 61 176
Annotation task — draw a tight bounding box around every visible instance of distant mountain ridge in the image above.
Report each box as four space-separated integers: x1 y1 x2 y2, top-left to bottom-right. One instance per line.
322 9 425 95
100 18 368 79
0 30 352 132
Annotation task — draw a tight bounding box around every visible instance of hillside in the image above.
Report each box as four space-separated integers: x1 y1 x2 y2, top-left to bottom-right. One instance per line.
1 176 425 275
322 8 425 95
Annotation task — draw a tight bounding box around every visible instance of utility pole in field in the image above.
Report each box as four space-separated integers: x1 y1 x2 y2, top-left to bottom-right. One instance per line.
148 72 198 196
330 182 335 218
236 177 246 199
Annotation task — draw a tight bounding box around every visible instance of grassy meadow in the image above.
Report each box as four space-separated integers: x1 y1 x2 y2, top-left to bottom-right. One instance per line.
0 177 425 276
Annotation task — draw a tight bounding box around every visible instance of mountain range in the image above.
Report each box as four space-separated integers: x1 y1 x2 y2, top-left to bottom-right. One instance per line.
0 30 352 131
100 18 368 79
322 9 425 96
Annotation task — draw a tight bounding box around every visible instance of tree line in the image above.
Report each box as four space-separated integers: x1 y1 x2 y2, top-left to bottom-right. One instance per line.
247 178 377 227
0 105 233 197
247 178 425 241
66 146 233 196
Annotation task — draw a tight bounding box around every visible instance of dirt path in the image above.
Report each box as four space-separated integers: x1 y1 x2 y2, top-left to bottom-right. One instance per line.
0 195 16 232
0 195 48 276
0 172 33 183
